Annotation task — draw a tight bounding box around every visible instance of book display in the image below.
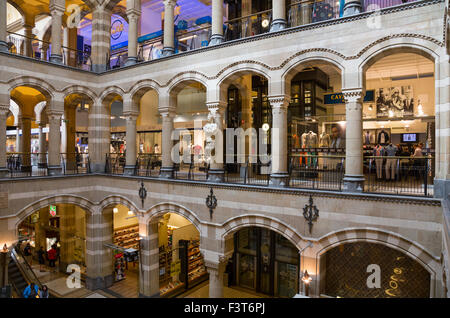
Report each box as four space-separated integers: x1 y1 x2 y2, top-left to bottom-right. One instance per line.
187 240 207 282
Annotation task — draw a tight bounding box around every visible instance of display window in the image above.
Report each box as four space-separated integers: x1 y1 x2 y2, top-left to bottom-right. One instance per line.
233 227 299 298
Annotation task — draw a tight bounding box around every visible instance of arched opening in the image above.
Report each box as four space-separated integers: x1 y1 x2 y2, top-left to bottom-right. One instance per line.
362 51 435 196
284 60 344 190
219 71 271 184
225 226 300 298
15 204 88 297
319 241 431 298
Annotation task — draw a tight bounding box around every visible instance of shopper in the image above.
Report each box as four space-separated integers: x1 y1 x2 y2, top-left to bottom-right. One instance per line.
37 246 46 272
23 242 32 266
413 143 425 180
23 282 39 298
47 244 57 272
39 285 49 298
384 143 398 181
373 144 385 180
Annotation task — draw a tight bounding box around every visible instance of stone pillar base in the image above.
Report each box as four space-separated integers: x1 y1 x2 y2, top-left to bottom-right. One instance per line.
85 274 114 290
161 47 175 57
209 34 224 46
208 169 225 183
49 54 63 64
343 1 363 16
138 292 160 298
270 19 287 32
92 64 107 73
124 56 138 66
90 163 106 173
343 175 365 193
433 179 450 199
160 167 174 179
0 168 9 178
123 165 136 175
0 41 8 53
269 173 289 187
48 165 62 176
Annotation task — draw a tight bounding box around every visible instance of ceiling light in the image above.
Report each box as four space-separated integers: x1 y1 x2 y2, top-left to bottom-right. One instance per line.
113 208 118 213
128 210 134 216
261 18 270 28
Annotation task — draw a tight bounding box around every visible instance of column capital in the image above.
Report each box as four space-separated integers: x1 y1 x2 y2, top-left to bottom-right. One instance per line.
123 111 139 120
206 101 227 112
47 111 63 121
49 5 65 15
159 108 176 117
268 95 291 108
0 105 9 115
342 88 364 105
163 0 177 8
126 9 142 17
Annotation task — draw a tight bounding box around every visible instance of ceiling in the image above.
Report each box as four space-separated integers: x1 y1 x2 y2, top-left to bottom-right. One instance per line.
365 53 434 80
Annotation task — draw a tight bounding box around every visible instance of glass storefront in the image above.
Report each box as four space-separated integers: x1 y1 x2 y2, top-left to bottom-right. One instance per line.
233 227 299 297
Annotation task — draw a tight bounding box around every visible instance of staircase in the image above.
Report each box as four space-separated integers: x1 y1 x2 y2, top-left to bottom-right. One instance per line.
8 259 27 297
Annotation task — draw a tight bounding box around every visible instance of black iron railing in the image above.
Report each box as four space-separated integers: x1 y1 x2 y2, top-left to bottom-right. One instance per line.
6 153 48 177
61 153 91 175
105 153 125 175
134 153 162 177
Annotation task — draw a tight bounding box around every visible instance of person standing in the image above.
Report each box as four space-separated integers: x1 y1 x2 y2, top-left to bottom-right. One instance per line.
413 143 425 180
384 143 398 181
47 244 57 273
373 144 385 180
23 282 39 298
37 246 46 272
39 285 49 298
23 243 33 266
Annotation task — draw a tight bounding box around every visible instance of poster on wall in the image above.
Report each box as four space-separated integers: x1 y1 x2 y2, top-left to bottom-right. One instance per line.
375 85 414 118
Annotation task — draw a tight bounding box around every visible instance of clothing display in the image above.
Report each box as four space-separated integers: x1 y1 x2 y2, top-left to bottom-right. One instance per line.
301 131 318 148
330 136 344 149
373 145 385 179
377 130 390 145
319 132 331 147
363 131 375 145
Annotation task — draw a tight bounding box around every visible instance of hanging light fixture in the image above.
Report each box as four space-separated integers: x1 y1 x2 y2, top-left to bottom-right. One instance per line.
113 208 118 214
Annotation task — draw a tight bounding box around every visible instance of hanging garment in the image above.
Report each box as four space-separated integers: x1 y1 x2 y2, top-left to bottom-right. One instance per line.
320 132 330 147
378 130 389 145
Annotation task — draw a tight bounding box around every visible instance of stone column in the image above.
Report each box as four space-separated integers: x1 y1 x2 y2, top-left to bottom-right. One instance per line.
38 121 47 168
139 219 160 297
0 106 8 177
124 112 138 175
206 260 226 298
23 24 34 58
59 205 76 272
39 43 49 61
85 206 114 290
160 110 175 178
342 89 364 192
91 7 112 72
49 1 65 64
268 96 289 187
20 116 32 172
64 106 77 171
16 118 21 153
162 0 177 57
47 111 63 175
0 0 8 52
206 102 226 182
126 1 141 66
209 0 224 45
88 100 110 173
35 208 49 251
343 0 362 16
270 0 287 32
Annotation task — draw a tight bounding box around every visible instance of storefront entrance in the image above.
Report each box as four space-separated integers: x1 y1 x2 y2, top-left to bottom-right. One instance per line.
231 227 299 297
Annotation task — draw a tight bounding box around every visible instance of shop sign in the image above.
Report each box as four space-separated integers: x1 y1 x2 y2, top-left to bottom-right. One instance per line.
111 20 124 40
49 205 57 217
324 90 374 104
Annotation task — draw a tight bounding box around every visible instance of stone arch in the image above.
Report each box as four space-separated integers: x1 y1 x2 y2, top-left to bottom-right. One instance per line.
62 85 97 104
280 51 345 96
34 101 47 123
9 99 20 126
14 194 95 230
8 76 55 100
100 86 125 104
221 214 310 251
129 80 161 100
98 195 140 213
216 62 271 102
143 202 202 234
314 228 439 276
167 72 209 97
357 36 441 87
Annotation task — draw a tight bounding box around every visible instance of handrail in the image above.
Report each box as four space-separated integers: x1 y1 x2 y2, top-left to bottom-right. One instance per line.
225 9 273 24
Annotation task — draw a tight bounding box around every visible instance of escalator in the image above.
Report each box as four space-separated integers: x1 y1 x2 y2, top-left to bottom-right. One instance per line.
8 258 28 297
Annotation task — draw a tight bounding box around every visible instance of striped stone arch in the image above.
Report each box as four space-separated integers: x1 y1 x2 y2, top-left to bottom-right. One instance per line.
8 76 55 99
166 72 209 97
99 85 125 105
221 214 309 251
14 194 95 230
357 36 441 87
144 202 202 233
314 228 440 276
9 99 20 126
280 50 345 97
215 62 271 101
34 101 47 123
62 85 98 103
128 79 161 101
98 195 140 213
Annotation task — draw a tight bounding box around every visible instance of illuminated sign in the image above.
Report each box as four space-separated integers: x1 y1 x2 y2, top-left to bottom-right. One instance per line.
324 91 374 104
111 19 124 40
49 205 57 217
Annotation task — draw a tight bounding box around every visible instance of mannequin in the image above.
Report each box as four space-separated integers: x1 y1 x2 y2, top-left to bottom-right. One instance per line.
384 143 398 180
363 131 375 145
373 144 385 179
320 131 330 147
377 130 389 145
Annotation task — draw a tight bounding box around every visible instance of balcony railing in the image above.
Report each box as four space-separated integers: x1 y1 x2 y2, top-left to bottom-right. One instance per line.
6 31 92 71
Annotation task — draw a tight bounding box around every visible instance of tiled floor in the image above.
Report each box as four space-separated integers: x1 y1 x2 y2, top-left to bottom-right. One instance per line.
180 282 266 298
105 267 139 298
